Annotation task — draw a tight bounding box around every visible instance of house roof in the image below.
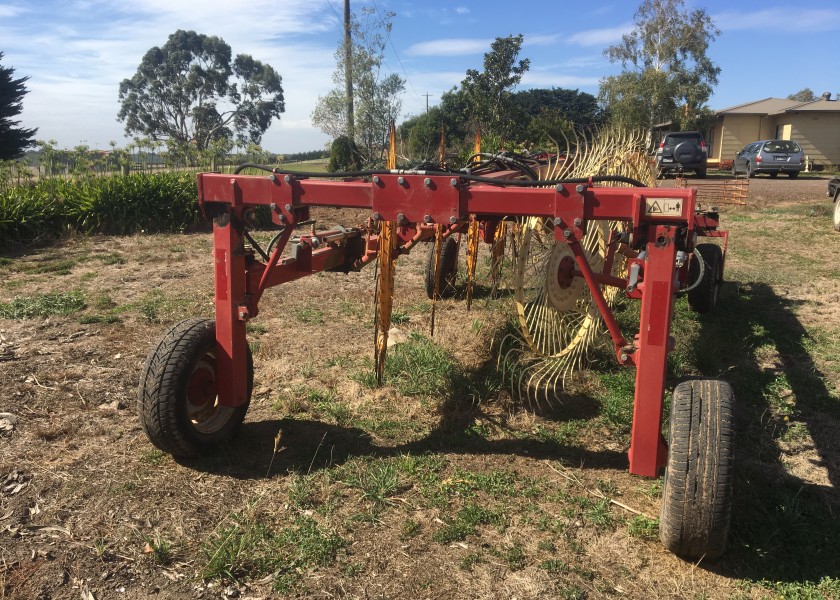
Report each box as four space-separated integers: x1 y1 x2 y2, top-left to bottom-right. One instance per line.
717 97 840 115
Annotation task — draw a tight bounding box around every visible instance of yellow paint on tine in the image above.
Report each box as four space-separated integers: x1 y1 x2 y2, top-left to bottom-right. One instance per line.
465 220 480 310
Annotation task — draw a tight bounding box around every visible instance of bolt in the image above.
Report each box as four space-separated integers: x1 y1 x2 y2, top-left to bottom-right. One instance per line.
270 202 277 211
553 217 563 227
284 175 291 183
373 175 381 184
575 184 585 194
284 204 292 211
373 212 382 221
573 218 582 227
397 213 406 223
449 216 457 224
398 176 406 185
620 353 628 363
423 215 433 224
555 185 563 192
269 174 277 182
424 177 432 186
239 311 247 319
450 178 458 187
563 229 572 238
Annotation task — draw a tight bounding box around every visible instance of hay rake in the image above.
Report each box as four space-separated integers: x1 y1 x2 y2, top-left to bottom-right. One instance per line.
138 132 734 560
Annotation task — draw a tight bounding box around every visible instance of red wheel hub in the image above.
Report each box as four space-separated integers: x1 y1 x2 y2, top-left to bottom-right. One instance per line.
187 365 216 407
556 256 576 288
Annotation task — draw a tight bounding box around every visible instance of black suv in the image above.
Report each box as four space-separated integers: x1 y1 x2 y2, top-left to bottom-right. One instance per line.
656 131 708 178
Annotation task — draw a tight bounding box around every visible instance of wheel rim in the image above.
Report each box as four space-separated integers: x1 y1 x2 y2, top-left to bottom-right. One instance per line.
186 350 236 434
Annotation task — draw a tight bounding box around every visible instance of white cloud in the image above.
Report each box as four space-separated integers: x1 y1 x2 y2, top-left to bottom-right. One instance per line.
566 23 633 47
405 38 491 57
0 4 25 17
455 7 470 15
714 8 840 33
525 34 562 47
521 73 600 88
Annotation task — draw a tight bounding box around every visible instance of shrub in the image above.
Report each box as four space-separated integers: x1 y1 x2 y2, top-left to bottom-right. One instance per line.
0 172 203 246
328 136 362 172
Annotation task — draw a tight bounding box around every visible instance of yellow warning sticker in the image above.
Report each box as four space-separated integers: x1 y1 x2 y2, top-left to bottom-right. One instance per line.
645 197 683 216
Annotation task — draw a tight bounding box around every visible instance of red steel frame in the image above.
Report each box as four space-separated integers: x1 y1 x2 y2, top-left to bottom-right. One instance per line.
196 172 724 478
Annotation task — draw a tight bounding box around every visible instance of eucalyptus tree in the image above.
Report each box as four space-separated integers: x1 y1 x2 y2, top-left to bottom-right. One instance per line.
598 0 720 135
118 30 284 165
311 8 405 165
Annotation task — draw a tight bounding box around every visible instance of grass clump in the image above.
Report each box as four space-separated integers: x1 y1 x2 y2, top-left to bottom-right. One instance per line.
203 508 344 590
0 290 85 319
354 332 461 397
432 503 505 543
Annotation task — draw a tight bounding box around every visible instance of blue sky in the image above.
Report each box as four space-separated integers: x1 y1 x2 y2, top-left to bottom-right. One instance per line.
2 0 839 153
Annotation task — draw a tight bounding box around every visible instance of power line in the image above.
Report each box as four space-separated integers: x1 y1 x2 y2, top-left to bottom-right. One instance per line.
324 0 341 20
369 0 423 105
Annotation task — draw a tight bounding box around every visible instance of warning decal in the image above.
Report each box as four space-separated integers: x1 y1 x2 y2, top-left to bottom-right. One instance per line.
644 197 683 216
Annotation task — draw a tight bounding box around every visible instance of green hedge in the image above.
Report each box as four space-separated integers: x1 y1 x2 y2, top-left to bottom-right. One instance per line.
0 172 204 245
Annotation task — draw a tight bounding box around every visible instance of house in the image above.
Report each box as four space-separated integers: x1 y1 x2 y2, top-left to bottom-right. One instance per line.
708 95 840 168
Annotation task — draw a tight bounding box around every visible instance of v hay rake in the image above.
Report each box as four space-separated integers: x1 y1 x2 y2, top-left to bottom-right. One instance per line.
138 135 734 560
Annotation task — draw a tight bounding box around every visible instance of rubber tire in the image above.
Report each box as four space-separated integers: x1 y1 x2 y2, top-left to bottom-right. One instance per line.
788 171 799 179
138 318 253 457
696 168 707 179
687 244 722 314
674 141 700 165
769 172 778 179
747 163 756 178
832 191 840 232
424 236 458 299
731 163 737 177
660 379 734 560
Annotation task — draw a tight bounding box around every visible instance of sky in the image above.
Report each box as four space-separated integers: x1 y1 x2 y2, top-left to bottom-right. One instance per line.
2 0 839 154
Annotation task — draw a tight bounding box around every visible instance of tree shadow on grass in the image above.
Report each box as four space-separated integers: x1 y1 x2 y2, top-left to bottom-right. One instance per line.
683 281 840 584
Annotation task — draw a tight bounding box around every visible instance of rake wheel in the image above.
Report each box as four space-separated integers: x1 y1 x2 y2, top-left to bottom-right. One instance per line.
513 218 626 356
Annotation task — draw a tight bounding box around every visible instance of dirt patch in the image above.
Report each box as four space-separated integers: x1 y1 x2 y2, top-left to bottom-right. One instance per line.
2 176 839 599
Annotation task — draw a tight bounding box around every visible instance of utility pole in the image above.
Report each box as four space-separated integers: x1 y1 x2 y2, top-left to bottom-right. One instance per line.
422 93 433 113
344 0 355 139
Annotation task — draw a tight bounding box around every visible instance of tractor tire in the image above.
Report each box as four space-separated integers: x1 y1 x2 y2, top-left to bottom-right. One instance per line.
833 191 840 232
424 236 459 299
687 244 722 314
660 379 734 560
138 318 253 457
